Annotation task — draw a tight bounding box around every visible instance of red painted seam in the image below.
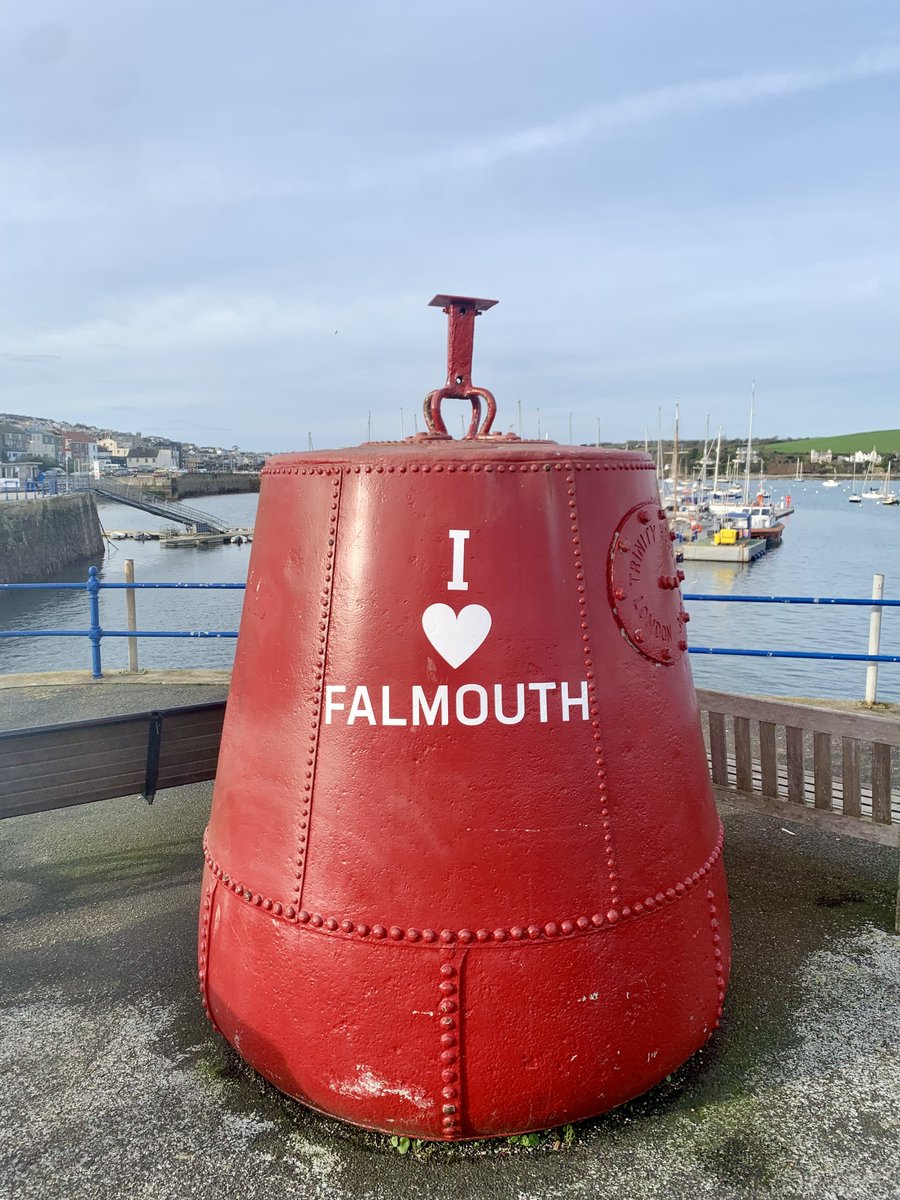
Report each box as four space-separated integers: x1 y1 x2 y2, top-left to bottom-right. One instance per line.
198 878 223 1033
294 470 342 908
436 948 466 1138
706 885 726 1029
566 467 622 909
203 825 725 944
261 459 657 476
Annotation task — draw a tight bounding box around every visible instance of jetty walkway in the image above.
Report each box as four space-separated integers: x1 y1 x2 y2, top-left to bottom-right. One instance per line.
0 672 898 1199
88 478 231 534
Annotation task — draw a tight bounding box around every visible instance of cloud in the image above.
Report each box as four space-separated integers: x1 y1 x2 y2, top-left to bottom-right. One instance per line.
0 351 62 362
5 287 421 360
383 45 900 180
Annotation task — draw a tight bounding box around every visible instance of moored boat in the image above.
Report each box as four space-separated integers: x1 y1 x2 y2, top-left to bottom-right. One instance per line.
721 503 785 546
880 462 898 505
848 460 861 502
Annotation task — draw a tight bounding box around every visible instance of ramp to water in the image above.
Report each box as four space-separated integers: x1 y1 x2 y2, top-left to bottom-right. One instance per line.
89 480 230 533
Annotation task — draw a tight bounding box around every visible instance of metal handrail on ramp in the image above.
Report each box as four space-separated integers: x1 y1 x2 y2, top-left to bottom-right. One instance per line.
89 480 230 533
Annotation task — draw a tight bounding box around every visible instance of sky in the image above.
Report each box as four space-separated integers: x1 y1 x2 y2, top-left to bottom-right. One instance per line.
0 1 898 451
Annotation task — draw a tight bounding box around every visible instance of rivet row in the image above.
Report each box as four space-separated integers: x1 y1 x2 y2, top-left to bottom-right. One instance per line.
706 881 727 1028
197 884 215 1023
202 827 724 945
567 472 623 904
437 955 462 1137
294 475 341 901
261 459 656 477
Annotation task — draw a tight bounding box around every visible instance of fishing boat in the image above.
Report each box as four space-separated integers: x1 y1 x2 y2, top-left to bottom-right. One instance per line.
720 503 785 546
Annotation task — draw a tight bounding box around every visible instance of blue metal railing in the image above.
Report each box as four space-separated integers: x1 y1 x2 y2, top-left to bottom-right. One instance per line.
0 567 241 677
680 591 900 666
1 568 898 678
682 593 900 607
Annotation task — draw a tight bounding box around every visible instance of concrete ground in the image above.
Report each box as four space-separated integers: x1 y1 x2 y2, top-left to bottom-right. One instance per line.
1 681 898 1200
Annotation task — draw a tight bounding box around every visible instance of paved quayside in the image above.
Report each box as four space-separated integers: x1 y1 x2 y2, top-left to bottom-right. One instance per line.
0 677 898 1200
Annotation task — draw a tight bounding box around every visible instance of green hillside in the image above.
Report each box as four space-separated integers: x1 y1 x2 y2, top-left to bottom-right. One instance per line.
764 430 900 456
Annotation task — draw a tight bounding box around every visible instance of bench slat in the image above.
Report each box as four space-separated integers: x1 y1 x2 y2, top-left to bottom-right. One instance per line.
872 743 893 825
708 711 728 785
786 727 805 806
813 732 833 811
759 721 778 798
842 736 862 819
733 717 753 792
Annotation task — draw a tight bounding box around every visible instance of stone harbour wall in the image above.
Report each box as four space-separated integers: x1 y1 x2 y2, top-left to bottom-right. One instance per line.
0 494 105 584
173 473 260 499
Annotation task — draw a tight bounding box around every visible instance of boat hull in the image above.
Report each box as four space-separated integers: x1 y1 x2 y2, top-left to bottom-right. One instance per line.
748 523 784 546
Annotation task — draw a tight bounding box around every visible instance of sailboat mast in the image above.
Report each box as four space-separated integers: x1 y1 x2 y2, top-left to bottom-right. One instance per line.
656 406 663 491
713 425 722 493
672 402 680 518
743 381 755 506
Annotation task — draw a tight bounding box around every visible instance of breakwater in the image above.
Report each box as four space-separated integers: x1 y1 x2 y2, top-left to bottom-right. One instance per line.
173 473 260 500
0 495 105 584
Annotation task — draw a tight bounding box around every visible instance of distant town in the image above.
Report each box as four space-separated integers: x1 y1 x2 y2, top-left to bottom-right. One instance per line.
1 408 898 487
0 410 271 480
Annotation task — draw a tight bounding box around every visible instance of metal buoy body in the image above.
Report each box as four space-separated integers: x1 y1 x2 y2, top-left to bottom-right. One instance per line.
199 297 730 1139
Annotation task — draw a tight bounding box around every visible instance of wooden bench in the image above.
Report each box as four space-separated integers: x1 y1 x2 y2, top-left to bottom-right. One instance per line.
2 691 897 928
697 688 900 929
0 702 225 819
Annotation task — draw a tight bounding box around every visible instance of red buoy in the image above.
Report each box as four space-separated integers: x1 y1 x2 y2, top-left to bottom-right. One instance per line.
199 296 731 1139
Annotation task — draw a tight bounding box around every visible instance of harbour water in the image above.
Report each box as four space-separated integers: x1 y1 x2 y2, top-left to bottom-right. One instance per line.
1 481 898 702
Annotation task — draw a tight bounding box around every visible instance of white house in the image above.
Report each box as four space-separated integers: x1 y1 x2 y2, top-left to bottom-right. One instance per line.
127 444 181 471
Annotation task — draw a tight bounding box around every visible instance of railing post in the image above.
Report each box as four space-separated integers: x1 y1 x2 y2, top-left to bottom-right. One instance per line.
865 572 885 705
124 559 139 672
87 566 103 679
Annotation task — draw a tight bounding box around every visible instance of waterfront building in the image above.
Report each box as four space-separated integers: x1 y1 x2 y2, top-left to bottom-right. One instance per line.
98 435 136 460
0 460 42 486
26 428 63 463
127 443 181 471
0 424 31 461
62 431 99 474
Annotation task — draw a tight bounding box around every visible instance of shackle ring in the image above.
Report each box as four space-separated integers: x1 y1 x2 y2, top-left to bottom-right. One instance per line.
423 386 497 439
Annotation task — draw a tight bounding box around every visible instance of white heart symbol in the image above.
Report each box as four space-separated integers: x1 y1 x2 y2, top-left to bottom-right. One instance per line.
421 603 492 669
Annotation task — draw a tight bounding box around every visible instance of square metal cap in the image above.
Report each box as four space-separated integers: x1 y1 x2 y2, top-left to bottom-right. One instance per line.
429 295 498 312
